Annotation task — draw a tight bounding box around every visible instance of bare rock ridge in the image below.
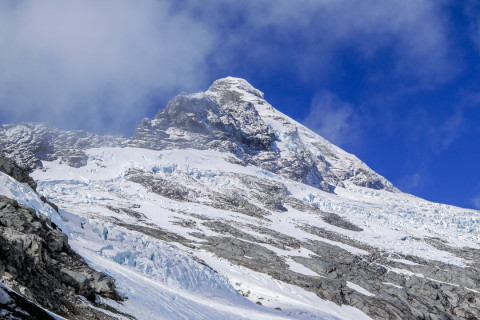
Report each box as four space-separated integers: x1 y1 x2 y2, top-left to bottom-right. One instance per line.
0 77 395 193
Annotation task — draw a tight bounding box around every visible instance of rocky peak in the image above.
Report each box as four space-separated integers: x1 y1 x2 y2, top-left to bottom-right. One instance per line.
130 77 277 156
207 76 265 99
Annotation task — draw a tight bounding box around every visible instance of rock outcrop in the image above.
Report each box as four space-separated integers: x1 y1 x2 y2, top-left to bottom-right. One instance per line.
0 283 57 320
0 195 120 319
0 156 37 191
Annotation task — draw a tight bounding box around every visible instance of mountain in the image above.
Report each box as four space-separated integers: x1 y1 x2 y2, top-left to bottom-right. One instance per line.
1 77 479 319
0 77 395 193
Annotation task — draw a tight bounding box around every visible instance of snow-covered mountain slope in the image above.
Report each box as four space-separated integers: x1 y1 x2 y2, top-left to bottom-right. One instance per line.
29 146 480 319
1 158 369 320
1 77 479 319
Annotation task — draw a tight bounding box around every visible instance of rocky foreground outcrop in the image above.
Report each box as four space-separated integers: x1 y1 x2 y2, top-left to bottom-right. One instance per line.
0 282 58 320
0 195 121 319
0 156 122 319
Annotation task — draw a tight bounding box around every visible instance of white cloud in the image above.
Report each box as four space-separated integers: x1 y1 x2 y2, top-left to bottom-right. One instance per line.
303 91 358 146
0 0 457 134
0 0 214 133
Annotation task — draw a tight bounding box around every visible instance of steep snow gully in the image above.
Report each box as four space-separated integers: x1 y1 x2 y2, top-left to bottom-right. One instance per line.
1 77 479 319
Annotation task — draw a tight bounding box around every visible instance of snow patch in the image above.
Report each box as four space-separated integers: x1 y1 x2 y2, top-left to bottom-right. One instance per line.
346 282 375 297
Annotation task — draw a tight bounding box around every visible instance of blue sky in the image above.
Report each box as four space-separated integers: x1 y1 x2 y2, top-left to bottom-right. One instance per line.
1 1 480 209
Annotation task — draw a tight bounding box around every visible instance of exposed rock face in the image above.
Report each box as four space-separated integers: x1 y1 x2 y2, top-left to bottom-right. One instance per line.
0 195 119 319
0 156 37 191
127 170 273 219
197 225 480 320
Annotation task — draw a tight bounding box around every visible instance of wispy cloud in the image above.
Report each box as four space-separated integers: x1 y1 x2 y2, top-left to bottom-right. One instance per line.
193 0 457 84
303 90 359 146
471 195 480 209
406 109 464 153
465 0 480 55
397 171 425 193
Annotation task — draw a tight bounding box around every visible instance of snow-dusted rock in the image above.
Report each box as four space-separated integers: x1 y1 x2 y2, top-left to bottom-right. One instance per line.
0 194 120 319
0 122 123 170
0 156 37 191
